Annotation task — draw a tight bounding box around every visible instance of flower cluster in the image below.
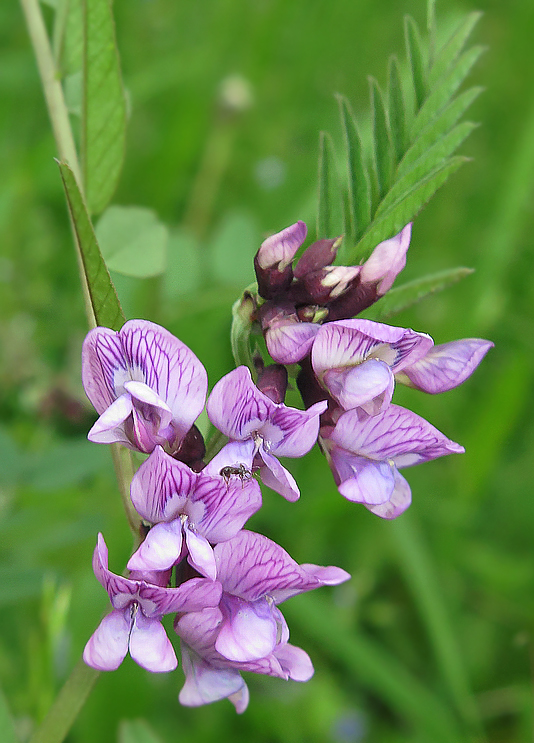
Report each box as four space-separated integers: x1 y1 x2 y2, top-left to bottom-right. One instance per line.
81 220 492 712
81 320 349 711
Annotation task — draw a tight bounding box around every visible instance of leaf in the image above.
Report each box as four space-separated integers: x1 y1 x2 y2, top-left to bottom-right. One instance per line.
209 210 259 286
364 266 474 320
405 16 428 112
378 123 478 215
388 56 407 163
58 161 126 329
0 685 19 743
398 86 482 177
428 11 482 87
95 205 168 278
118 720 164 743
411 45 485 137
337 95 371 244
317 131 341 239
82 0 127 215
354 157 468 260
370 78 394 201
57 0 83 77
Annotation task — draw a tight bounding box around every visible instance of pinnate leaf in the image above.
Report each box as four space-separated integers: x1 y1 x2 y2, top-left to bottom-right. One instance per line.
317 131 341 238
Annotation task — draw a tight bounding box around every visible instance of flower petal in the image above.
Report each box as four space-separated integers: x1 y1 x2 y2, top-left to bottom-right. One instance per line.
258 450 300 502
360 223 411 294
328 448 396 505
215 595 278 662
269 400 326 457
87 393 133 445
274 643 314 681
396 339 494 394
179 643 246 709
207 366 275 440
330 404 465 468
186 528 217 581
365 469 412 519
124 380 173 430
83 609 130 671
82 327 127 414
129 612 177 672
139 577 222 617
130 446 197 522
127 521 184 572
265 320 320 364
256 221 307 270
323 359 394 413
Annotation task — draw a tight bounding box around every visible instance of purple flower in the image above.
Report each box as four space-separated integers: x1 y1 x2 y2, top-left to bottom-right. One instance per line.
175 530 349 711
127 444 262 579
254 221 307 299
83 534 221 673
395 338 494 393
206 366 327 501
82 320 207 456
322 404 464 518
311 319 432 414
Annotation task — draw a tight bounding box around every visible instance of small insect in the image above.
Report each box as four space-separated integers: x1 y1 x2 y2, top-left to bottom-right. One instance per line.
219 463 253 486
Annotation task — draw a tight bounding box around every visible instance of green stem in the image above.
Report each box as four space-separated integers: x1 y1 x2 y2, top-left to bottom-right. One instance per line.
27 660 99 743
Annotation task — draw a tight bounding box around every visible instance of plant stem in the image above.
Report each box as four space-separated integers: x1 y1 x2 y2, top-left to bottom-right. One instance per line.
27 660 99 743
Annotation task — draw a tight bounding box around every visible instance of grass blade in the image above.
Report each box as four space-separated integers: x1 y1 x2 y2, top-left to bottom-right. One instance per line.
405 16 428 112
365 266 474 320
82 0 127 215
58 161 125 329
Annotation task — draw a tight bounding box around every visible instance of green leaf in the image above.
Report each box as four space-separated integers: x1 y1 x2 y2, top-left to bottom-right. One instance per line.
337 95 371 244
412 45 485 137
95 205 168 278
405 16 428 111
0 685 19 743
82 0 127 215
364 266 474 320
398 86 482 177
354 156 468 260
57 0 82 76
428 11 482 87
317 131 341 239
118 719 164 743
209 210 259 286
58 161 126 329
370 78 394 201
379 123 477 215
388 56 407 163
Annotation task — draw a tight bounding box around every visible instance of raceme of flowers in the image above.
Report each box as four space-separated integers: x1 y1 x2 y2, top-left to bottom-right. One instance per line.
81 221 492 712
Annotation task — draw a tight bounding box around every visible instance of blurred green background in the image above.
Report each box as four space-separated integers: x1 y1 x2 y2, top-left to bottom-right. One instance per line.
2 0 534 741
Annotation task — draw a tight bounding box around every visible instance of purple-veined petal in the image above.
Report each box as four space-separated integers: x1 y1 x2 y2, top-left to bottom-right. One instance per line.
258 450 300 502
92 533 138 600
186 528 217 580
265 320 320 364
129 612 177 672
299 564 351 586
127 521 184 572
124 380 173 430
365 469 412 519
83 609 130 671
323 359 394 413
207 366 275 440
139 577 222 617
118 320 208 440
215 531 335 603
330 404 464 468
312 319 432 377
82 327 127 414
204 440 255 475
179 643 246 709
396 339 494 394
228 685 250 714
269 400 326 457
329 448 396 505
256 221 307 270
215 595 278 662
360 223 411 294
130 446 197 523
87 393 133 445
274 644 314 681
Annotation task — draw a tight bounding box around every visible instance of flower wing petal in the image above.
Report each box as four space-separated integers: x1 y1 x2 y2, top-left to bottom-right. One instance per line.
179 643 247 710
270 400 326 457
365 469 412 519
83 609 130 671
129 612 177 672
215 596 278 662
207 366 275 440
127 521 183 572
87 393 132 445
258 451 300 502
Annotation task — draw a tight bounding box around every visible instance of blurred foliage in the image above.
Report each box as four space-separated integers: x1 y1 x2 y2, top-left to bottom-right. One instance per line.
2 0 534 742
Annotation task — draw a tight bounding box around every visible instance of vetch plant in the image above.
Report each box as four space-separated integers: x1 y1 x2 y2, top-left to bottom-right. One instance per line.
16 0 496 739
